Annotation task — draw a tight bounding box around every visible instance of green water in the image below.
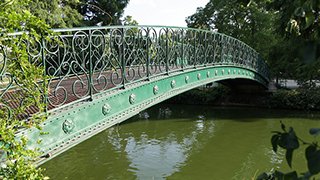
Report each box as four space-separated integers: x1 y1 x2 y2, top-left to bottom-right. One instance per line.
42 104 320 179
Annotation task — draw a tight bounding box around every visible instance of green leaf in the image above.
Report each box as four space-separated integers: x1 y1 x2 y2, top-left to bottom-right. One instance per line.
281 121 286 131
278 127 299 150
305 145 320 175
287 127 299 149
286 149 294 168
273 170 298 180
278 132 299 150
256 172 270 180
305 12 315 29
273 170 284 179
306 144 317 159
309 128 320 136
283 171 298 180
271 134 279 153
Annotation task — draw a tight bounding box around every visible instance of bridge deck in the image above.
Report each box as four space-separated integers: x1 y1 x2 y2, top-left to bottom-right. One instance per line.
2 65 172 117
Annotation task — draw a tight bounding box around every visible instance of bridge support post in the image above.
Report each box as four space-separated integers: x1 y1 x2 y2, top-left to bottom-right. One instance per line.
88 29 93 100
121 28 126 89
193 32 197 68
203 32 208 66
41 35 48 112
181 29 184 71
146 27 150 80
221 35 225 65
165 28 169 75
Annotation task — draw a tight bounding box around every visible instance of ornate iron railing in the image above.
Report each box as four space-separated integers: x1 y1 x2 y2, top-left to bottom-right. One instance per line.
0 25 269 116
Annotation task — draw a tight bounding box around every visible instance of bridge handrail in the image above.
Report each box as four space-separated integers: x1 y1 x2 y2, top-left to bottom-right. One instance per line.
1 25 270 115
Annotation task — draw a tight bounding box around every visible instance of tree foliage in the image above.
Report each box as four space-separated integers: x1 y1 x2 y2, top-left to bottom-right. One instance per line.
123 15 138 26
0 0 51 179
78 0 129 26
28 0 82 28
269 0 320 38
186 0 279 65
2 0 132 28
187 0 320 83
268 0 320 82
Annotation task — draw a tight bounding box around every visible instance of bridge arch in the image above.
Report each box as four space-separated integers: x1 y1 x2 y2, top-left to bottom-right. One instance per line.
2 25 269 164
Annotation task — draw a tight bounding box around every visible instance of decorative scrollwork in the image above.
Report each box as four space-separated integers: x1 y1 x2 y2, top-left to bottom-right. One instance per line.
3 25 270 113
0 46 7 77
0 46 13 120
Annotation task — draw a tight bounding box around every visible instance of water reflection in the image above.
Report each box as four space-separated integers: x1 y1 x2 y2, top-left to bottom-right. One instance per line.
266 148 284 167
157 107 172 119
106 110 216 179
42 105 320 179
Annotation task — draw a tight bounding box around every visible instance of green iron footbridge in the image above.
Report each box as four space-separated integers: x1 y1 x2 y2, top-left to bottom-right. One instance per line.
0 25 269 164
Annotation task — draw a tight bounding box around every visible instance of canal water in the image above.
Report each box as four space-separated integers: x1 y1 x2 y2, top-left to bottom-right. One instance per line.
42 104 320 179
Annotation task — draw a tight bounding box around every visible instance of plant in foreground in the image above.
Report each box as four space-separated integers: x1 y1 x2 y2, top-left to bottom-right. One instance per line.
258 121 320 180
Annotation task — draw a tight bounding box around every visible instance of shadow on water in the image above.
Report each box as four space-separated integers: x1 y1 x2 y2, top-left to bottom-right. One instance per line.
122 103 320 126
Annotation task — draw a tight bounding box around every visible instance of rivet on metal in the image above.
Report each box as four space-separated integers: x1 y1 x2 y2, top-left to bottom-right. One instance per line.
197 73 201 80
62 119 75 134
207 71 210 77
171 80 176 88
129 94 136 104
153 85 159 95
185 76 189 83
102 103 111 115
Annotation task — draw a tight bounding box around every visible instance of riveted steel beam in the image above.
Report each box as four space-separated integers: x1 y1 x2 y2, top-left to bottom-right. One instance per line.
16 65 267 165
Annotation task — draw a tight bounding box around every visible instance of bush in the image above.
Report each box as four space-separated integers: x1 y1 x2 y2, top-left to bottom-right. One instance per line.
269 85 320 110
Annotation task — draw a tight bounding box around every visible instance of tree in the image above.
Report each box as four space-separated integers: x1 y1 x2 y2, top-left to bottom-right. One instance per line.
28 0 82 28
186 0 279 63
268 0 320 83
123 15 138 26
268 0 320 38
186 0 320 82
78 0 130 26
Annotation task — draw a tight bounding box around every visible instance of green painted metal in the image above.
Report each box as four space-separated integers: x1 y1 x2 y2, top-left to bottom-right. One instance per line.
0 25 270 165
19 65 266 165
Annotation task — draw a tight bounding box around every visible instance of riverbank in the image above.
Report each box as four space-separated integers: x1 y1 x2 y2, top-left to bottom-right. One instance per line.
166 84 320 111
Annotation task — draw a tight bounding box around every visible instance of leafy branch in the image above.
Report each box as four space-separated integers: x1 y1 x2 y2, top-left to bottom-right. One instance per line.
0 0 51 179
258 121 320 180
